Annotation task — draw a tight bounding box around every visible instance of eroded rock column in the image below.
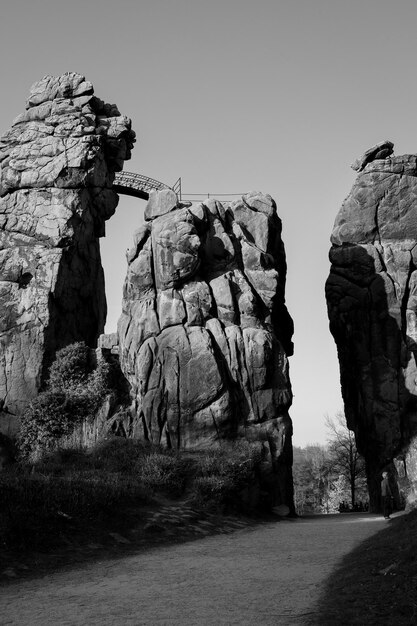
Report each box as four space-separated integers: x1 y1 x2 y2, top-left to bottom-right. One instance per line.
118 190 294 510
0 73 135 433
326 141 417 509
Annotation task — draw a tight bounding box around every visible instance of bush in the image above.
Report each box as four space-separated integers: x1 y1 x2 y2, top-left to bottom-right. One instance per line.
197 441 261 478
191 475 232 508
19 343 112 458
47 342 94 392
29 437 151 476
138 452 191 497
189 441 263 511
87 437 150 474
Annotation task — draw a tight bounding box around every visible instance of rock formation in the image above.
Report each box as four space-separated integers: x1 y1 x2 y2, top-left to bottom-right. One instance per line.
326 141 417 510
0 73 135 434
118 190 294 509
0 72 294 510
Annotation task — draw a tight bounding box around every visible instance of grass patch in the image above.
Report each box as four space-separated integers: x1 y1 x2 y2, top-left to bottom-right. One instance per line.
0 438 264 553
189 441 263 511
138 453 191 497
0 466 148 551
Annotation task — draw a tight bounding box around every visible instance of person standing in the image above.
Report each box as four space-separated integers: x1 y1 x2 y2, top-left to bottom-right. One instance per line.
381 471 393 519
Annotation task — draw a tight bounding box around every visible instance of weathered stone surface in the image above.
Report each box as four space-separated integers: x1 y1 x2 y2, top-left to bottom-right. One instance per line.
326 143 417 510
351 140 394 172
118 190 294 510
0 73 135 432
144 188 178 221
98 332 119 354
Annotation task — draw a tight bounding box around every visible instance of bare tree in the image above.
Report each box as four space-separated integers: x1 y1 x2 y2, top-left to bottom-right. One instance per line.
325 411 367 508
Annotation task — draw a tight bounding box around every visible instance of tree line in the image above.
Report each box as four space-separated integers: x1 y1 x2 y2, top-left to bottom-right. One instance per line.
293 412 368 515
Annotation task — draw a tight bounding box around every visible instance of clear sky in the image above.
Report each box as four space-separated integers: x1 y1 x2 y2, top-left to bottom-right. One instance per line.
1 0 417 446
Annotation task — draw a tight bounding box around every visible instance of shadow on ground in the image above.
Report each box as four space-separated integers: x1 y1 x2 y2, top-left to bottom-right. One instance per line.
0 498 278 586
308 510 417 625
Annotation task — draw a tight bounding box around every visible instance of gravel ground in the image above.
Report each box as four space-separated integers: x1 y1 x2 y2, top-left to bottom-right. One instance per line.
0 512 392 625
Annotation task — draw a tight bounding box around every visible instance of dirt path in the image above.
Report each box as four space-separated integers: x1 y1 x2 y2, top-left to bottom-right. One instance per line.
0 513 392 625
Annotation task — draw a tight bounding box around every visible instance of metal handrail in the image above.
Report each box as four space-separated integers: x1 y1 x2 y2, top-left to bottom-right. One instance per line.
172 177 182 200
113 172 182 201
114 172 242 204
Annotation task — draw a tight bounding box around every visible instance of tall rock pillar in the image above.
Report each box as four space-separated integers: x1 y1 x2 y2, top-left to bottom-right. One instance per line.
326 142 417 510
118 190 295 511
0 73 135 433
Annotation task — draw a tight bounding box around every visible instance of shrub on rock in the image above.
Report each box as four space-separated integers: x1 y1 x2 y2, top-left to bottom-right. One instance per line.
19 342 110 458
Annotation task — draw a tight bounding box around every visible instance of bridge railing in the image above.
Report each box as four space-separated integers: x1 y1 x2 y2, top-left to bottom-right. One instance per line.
114 171 169 192
114 171 243 204
172 177 182 200
114 172 182 201
179 193 243 202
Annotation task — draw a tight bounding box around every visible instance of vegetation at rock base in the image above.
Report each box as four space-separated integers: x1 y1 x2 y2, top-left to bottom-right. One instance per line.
0 438 264 552
19 342 113 458
0 342 274 556
188 443 263 510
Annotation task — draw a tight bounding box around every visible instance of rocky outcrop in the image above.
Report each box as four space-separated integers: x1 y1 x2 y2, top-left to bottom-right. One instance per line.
326 142 417 510
0 73 135 434
118 190 294 510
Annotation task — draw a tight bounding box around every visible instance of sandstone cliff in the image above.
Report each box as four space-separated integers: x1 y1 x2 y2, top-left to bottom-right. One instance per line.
326 141 417 509
0 73 135 434
118 190 294 510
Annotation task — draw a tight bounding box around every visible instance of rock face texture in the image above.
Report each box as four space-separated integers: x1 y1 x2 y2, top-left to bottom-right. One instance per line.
0 73 135 434
326 142 417 509
118 190 294 509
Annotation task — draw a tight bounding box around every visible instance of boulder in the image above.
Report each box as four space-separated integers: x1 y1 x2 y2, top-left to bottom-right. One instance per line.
118 190 294 511
326 143 417 510
0 73 135 432
144 188 178 221
350 140 394 172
